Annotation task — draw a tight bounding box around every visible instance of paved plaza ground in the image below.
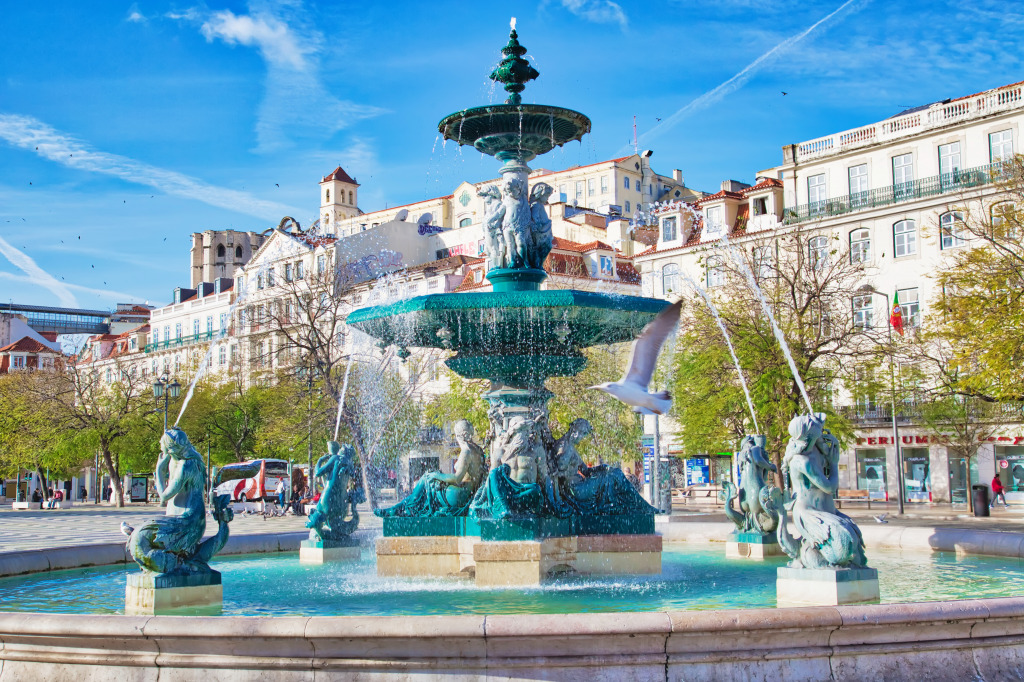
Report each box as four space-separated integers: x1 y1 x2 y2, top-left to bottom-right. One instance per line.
2 498 1024 553
0 502 384 553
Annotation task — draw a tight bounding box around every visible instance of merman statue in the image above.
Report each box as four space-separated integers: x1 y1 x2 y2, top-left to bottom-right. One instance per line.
307 441 364 542
770 414 868 569
376 420 487 517
121 428 233 575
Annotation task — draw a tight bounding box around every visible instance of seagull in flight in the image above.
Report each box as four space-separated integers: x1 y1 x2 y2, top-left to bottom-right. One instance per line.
589 299 681 415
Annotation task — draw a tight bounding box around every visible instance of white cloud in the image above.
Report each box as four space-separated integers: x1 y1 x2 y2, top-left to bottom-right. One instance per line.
126 4 146 23
633 0 864 149
173 4 386 152
0 237 79 307
200 10 308 69
0 113 303 220
558 0 628 29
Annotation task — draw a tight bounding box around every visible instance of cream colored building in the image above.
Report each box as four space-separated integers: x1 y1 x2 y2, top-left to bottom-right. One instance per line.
636 80 1024 504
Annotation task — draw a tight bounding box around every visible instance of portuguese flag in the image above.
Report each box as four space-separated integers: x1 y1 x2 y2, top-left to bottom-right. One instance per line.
890 290 904 336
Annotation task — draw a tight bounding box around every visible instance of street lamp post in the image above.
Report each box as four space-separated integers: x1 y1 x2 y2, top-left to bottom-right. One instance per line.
858 284 905 516
152 372 182 432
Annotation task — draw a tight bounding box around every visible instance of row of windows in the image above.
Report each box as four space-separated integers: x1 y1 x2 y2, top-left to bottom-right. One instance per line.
324 189 355 205
160 314 229 343
806 129 1014 203
215 244 244 260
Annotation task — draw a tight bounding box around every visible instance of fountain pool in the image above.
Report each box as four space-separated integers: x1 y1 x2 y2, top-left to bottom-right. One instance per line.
3 545 1023 616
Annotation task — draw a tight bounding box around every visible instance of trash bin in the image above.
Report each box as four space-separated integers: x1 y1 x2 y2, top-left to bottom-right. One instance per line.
973 485 990 517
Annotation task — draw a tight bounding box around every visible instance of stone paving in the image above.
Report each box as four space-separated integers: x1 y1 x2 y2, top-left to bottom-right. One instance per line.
0 502 383 553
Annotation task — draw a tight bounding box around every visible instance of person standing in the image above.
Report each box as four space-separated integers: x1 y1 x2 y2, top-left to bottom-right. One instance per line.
275 478 287 509
991 474 1009 509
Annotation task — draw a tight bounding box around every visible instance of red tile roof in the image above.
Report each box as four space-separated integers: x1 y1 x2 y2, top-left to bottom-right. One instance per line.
551 237 615 253
545 252 589 277
694 190 744 205
0 337 58 354
616 261 640 284
739 178 783 194
322 166 359 185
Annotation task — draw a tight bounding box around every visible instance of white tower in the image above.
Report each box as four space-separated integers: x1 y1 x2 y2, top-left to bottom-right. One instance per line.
319 166 360 232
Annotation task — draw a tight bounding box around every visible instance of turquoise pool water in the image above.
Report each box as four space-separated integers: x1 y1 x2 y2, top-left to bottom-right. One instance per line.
1 545 1022 616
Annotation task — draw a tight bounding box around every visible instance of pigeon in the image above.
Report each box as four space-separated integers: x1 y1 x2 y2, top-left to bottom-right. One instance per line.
589 299 682 415
873 514 889 524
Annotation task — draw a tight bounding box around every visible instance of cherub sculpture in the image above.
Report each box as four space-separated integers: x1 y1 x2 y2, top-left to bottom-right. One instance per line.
121 428 233 575
478 185 506 270
500 176 531 268
527 182 554 269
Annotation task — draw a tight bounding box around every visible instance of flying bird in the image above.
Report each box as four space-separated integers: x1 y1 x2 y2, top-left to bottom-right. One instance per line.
275 183 280 187
589 299 682 415
873 514 889 524
782 91 788 96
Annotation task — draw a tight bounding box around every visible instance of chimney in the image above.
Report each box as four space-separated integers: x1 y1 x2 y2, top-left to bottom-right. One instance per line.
672 169 684 184
720 180 751 193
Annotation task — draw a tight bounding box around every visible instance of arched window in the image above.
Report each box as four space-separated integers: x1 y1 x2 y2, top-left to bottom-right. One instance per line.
325 189 330 203
349 191 354 204
235 246 242 259
662 263 680 294
216 244 225 259
706 257 725 288
459 218 472 228
849 228 870 264
808 235 829 270
893 220 917 257
940 211 966 249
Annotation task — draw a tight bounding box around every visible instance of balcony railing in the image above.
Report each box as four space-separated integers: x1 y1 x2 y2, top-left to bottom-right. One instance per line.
144 330 216 353
793 82 1024 163
783 162 1001 224
837 404 921 425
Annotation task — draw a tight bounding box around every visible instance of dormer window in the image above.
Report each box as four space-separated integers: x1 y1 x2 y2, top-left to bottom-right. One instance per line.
705 206 724 237
661 216 678 241
752 196 768 216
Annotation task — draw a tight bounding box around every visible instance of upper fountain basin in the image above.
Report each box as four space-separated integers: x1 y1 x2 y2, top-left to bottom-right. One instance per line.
438 104 591 161
346 289 667 357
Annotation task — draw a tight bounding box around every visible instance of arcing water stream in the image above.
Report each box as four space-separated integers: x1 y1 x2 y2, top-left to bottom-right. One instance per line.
683 273 760 433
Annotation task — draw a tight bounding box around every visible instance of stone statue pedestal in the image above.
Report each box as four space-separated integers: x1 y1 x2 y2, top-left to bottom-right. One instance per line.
725 531 784 560
776 566 880 607
125 571 222 615
299 538 361 564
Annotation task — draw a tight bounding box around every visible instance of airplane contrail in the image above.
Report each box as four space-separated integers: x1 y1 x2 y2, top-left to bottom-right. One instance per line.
0 113 303 220
631 0 864 150
0 237 79 307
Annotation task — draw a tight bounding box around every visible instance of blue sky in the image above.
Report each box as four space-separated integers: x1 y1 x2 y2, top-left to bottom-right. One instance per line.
1 0 1022 309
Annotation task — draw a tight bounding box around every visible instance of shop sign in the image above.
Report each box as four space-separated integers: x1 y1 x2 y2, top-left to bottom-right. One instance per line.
1001 460 1010 469
855 434 1024 446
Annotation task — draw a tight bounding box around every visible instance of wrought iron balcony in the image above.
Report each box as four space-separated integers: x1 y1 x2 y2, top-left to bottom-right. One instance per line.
837 404 921 425
144 330 216 353
783 162 1002 225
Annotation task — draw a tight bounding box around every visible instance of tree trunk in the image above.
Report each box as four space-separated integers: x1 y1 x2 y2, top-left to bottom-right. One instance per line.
34 466 50 501
101 445 125 507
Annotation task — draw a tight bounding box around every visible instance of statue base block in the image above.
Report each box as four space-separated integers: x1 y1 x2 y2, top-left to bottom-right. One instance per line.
376 534 661 584
776 566 880 607
726 532 784 560
299 538 361 564
382 516 481 537
125 571 222 615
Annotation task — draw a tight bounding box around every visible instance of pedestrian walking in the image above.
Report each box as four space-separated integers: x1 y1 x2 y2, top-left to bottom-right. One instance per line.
991 475 1009 509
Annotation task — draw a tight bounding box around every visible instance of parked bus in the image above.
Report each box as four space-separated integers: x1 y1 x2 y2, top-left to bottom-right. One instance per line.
213 459 289 502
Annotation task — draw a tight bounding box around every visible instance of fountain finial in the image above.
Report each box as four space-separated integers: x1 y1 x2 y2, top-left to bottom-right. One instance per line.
489 26 539 105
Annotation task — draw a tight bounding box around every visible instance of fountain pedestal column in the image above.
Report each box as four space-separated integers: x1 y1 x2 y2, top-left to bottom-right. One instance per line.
725 531 784 560
125 571 222 615
776 566 880 607
300 538 361 564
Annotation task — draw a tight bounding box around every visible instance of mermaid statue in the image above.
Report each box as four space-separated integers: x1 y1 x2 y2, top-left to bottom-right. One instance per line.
722 435 779 535
307 441 364 542
770 414 868 569
121 427 233 576
376 420 487 517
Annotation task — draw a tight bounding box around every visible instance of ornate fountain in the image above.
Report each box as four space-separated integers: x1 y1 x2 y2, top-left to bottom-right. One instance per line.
347 26 669 585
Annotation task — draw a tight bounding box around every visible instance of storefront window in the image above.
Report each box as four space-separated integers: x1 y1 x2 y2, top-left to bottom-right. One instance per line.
995 446 1024 493
856 449 887 499
902 447 930 502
